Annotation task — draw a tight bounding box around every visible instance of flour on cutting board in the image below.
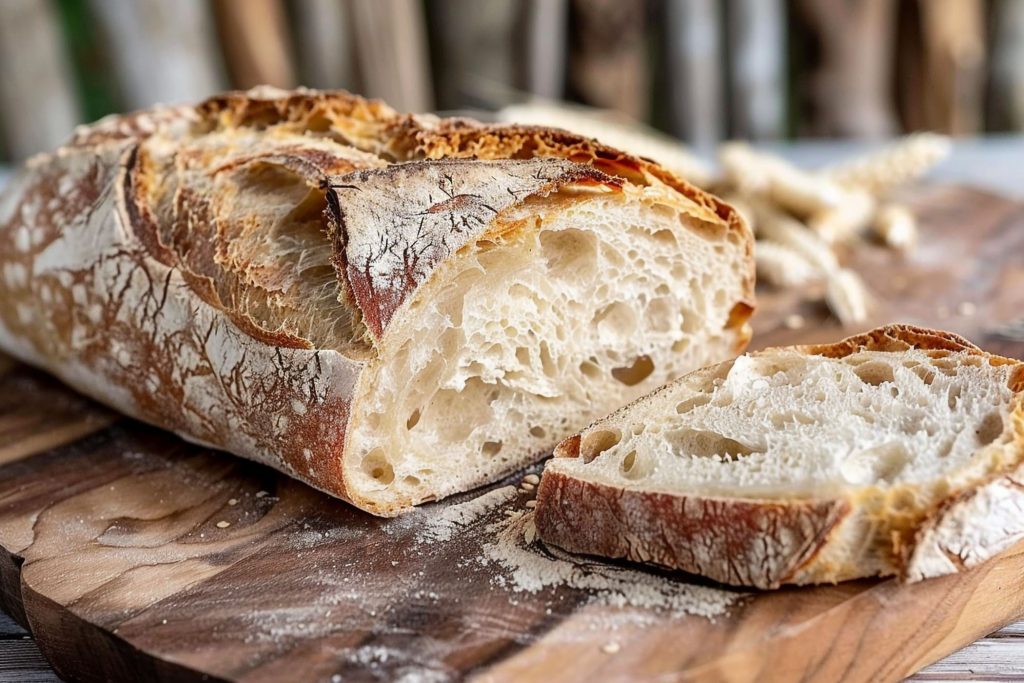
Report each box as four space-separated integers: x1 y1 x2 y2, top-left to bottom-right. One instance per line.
242 481 743 681
360 483 741 620
480 509 742 619
391 483 743 619
413 485 519 544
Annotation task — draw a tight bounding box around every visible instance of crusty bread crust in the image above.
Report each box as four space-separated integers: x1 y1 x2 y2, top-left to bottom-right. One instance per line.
0 87 755 515
536 470 852 587
537 324 1024 588
326 158 620 341
795 323 982 358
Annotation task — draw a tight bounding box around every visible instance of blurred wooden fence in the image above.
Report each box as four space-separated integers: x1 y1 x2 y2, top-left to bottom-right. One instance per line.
0 0 1021 161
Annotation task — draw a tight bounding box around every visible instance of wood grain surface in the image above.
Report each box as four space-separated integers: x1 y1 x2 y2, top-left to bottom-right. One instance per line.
0 185 1022 683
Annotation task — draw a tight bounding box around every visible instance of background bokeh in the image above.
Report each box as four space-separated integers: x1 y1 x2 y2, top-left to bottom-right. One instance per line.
0 0 1021 161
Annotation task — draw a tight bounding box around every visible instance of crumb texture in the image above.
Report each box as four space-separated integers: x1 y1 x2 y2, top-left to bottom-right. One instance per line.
555 347 1017 499
346 176 750 510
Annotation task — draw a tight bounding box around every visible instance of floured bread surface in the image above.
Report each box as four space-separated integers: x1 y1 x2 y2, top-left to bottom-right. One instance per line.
537 325 1024 587
0 87 754 515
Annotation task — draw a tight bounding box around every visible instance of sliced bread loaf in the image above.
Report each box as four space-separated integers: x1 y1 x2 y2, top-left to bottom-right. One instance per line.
535 325 1024 588
0 88 754 515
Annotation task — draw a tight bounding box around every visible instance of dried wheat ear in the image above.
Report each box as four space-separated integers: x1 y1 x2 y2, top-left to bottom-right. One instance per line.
716 134 949 326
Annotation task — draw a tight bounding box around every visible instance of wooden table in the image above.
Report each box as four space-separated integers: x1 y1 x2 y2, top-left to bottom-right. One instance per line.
1 136 1023 682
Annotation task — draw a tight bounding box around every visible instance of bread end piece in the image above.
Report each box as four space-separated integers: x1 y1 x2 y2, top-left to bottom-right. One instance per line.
537 324 1024 588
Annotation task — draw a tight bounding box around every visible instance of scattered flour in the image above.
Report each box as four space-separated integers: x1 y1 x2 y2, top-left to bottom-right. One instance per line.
342 645 452 683
241 482 742 680
480 510 743 619
387 485 519 545
346 645 397 666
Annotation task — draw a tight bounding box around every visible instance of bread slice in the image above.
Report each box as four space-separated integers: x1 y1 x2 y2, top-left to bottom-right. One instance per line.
0 87 753 515
535 325 1024 588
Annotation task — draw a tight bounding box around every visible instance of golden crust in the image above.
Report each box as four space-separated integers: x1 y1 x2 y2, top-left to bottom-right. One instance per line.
795 323 982 358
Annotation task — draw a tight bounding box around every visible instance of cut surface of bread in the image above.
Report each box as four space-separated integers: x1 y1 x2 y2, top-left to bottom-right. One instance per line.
345 174 751 510
0 87 754 515
536 325 1024 588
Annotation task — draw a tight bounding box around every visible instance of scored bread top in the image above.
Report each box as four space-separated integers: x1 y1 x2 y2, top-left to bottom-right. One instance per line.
538 325 1024 587
37 86 753 356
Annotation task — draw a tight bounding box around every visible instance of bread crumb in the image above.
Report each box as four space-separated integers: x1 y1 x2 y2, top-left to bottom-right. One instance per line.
523 474 540 485
391 560 399 566
523 518 537 545
228 498 238 506
520 482 535 492
783 313 805 330
216 520 231 529
958 301 977 317
255 491 269 498
602 641 621 654
525 500 537 509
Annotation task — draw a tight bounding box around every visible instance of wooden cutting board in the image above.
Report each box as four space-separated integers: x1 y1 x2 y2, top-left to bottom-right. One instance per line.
1 185 1023 683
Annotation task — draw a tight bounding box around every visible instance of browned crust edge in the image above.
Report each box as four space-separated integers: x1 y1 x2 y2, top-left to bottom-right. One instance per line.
534 470 851 589
794 324 982 358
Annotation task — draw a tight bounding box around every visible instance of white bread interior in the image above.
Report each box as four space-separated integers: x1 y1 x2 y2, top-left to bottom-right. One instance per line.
554 347 1016 500
346 182 751 511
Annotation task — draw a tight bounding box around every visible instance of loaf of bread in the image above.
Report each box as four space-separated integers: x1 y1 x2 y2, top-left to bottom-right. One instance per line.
0 87 754 515
536 325 1024 587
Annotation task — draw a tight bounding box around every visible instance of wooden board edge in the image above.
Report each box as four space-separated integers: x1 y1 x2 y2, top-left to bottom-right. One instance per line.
26 581 231 683
477 540 1024 683
0 548 28 629
0 541 232 683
